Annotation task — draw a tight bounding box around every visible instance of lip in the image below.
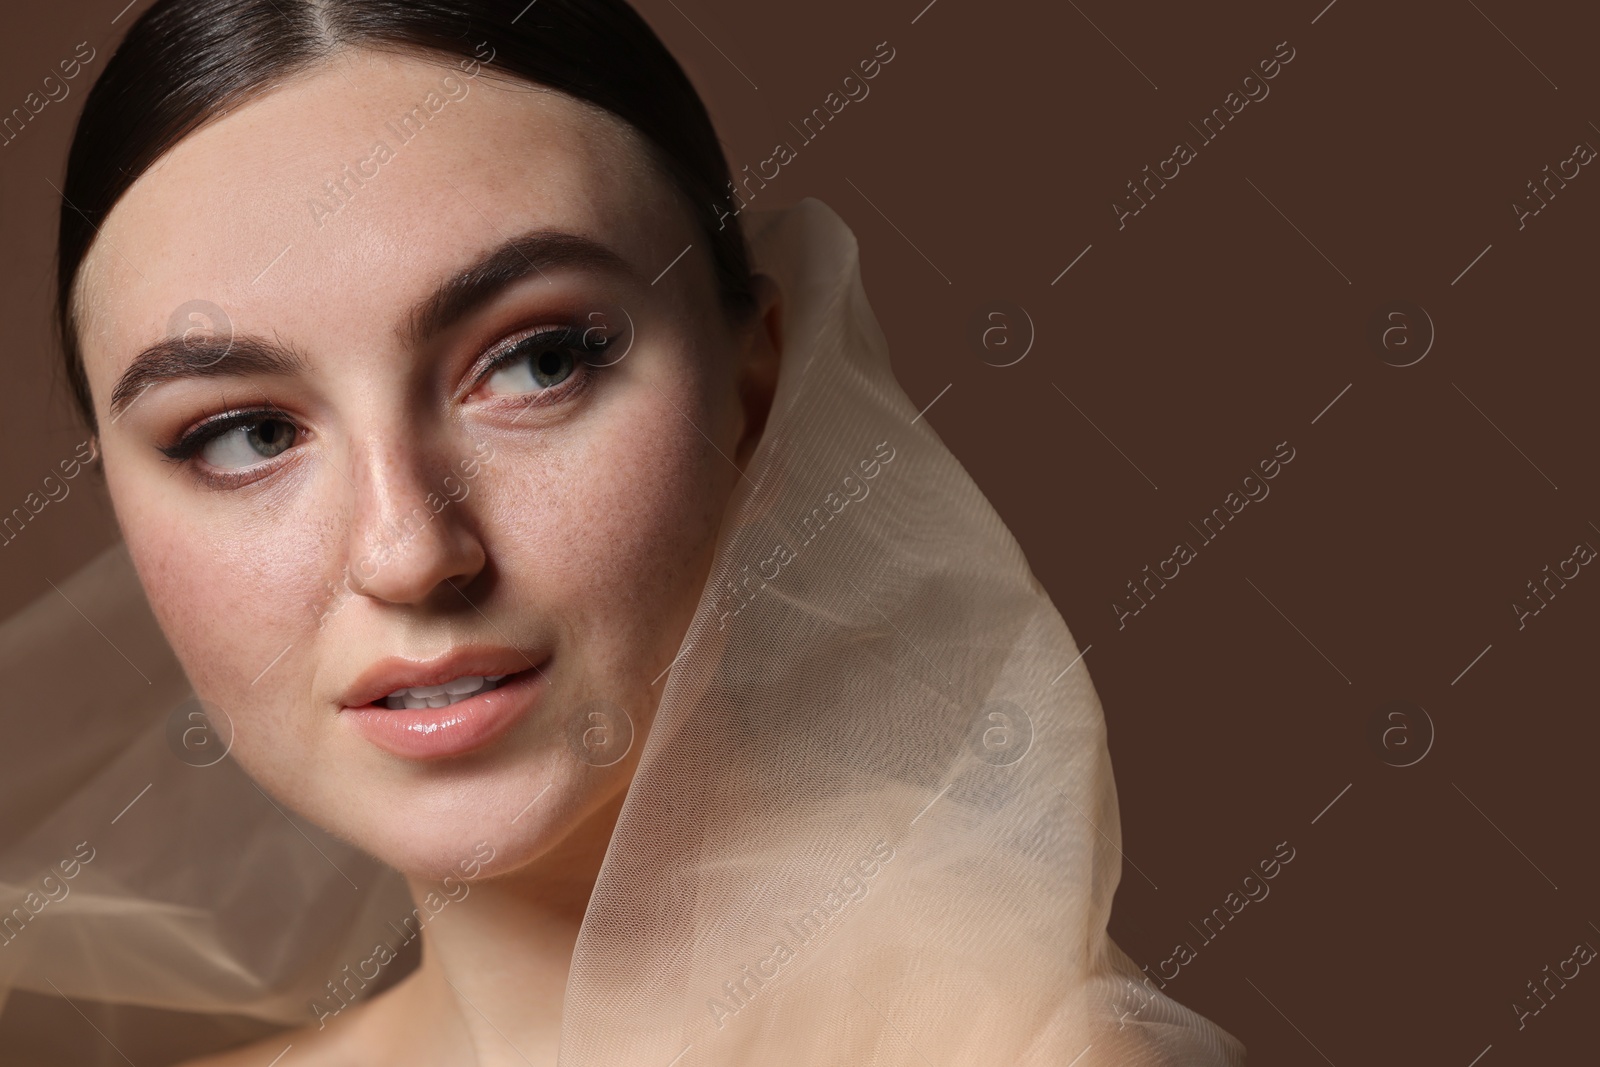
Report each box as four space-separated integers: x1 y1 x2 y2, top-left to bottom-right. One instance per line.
338 647 549 761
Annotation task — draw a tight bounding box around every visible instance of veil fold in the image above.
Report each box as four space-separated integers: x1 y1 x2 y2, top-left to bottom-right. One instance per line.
0 198 1244 1066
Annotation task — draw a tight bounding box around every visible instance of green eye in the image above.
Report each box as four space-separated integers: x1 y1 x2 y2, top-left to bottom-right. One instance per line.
484 341 577 395
477 325 611 398
198 419 298 469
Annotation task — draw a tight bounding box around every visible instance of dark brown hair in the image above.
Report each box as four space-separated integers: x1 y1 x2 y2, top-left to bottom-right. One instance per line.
55 0 756 431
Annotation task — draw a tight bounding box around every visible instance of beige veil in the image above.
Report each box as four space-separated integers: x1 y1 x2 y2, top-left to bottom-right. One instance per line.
0 199 1245 1065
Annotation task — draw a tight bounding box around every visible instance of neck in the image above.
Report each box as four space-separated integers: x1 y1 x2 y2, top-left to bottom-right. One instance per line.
393 790 625 1065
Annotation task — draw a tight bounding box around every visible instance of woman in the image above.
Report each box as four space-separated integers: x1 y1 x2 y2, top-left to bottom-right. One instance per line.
0 1 1245 1064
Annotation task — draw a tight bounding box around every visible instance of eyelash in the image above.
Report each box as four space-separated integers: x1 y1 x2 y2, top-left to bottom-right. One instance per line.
159 406 291 463
469 321 614 401
159 322 616 475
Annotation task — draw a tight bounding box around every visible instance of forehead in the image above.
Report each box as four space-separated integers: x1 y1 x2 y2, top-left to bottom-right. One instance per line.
76 50 675 386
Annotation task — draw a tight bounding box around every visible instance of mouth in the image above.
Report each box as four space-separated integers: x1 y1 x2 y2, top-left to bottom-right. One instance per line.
339 650 550 761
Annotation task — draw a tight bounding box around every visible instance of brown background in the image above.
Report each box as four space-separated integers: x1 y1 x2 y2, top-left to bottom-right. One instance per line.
3 0 1597 1062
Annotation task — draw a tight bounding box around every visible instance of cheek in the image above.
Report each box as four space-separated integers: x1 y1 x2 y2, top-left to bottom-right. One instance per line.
110 468 341 713
114 492 353 805
490 377 731 661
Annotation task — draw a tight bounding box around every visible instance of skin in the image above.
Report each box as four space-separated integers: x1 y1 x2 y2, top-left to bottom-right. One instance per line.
74 48 781 1064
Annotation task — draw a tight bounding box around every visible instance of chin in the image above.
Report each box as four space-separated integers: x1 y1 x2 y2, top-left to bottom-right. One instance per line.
398 784 627 885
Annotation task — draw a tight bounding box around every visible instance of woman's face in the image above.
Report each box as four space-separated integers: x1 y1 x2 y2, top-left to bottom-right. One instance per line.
74 51 776 878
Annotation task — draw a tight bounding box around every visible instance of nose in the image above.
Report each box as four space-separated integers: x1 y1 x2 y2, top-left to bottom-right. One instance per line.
341 434 488 608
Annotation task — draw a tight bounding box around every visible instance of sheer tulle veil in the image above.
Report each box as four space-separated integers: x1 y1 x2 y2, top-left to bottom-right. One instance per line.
0 199 1245 1065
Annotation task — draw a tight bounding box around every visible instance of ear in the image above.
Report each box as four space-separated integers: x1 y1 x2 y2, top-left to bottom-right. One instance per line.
731 272 783 471
86 434 105 478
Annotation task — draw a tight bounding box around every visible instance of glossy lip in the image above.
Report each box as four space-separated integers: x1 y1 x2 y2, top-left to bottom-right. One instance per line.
338 647 550 761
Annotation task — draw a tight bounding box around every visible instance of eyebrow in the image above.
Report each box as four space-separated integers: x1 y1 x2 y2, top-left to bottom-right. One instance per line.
108 228 639 420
